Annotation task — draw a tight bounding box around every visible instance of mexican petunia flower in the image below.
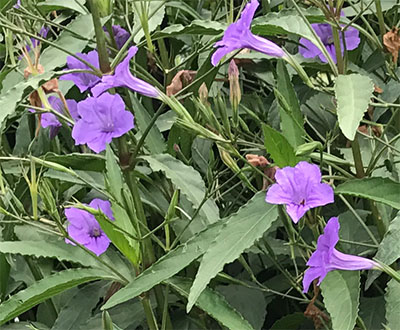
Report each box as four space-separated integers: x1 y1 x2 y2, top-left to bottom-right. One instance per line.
60 50 101 92
91 46 159 98
299 23 360 63
303 217 378 292
72 92 134 153
65 199 114 256
104 25 130 49
211 0 285 66
265 161 334 223
40 96 79 138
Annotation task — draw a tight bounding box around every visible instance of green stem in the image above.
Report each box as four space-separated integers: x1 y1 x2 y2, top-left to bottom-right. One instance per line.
141 295 159 330
88 0 111 73
351 135 365 178
374 0 386 39
332 25 344 74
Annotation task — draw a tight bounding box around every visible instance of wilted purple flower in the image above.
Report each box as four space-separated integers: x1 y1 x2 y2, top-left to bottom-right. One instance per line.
40 96 78 138
91 46 159 98
265 161 334 223
211 0 285 66
65 199 114 256
303 217 378 292
72 93 134 153
104 25 130 49
13 0 21 8
60 50 101 92
299 23 360 63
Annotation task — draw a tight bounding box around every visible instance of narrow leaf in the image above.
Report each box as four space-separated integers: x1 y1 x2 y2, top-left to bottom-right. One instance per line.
187 192 278 311
276 60 305 147
385 277 400 328
141 154 219 222
335 74 374 141
321 270 360 330
166 277 253 330
366 212 400 288
262 124 299 167
0 268 114 325
335 177 400 209
102 220 225 310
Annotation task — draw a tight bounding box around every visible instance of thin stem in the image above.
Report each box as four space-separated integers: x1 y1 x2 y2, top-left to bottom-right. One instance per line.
351 135 366 178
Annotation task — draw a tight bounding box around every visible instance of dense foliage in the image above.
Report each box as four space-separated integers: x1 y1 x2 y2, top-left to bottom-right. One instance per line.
0 0 399 329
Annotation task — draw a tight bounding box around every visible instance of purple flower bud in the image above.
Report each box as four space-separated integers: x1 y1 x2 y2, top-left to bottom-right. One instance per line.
60 50 101 93
211 0 285 66
303 217 378 292
265 161 334 223
72 93 134 153
91 46 159 98
104 25 130 49
65 199 114 256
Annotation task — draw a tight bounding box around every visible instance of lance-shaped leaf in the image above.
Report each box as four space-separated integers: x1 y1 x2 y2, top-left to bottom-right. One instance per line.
335 74 374 141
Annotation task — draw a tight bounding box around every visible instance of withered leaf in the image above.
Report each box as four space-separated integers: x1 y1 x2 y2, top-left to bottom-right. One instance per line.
383 27 400 63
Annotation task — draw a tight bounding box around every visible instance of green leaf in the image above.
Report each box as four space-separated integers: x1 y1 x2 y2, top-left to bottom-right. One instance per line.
335 74 374 141
165 277 253 330
385 277 400 328
102 220 225 310
44 153 105 172
52 282 107 330
105 146 124 202
366 212 400 288
156 20 226 37
133 1 165 43
187 193 278 311
37 0 88 14
270 313 308 330
335 177 400 209
130 94 165 154
275 60 305 147
0 71 56 126
40 14 95 71
262 124 299 167
321 270 360 330
0 268 114 326
141 154 219 222
0 241 98 267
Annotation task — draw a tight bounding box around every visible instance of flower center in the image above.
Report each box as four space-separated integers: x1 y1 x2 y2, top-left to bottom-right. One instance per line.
92 227 101 237
299 199 306 206
102 122 114 132
326 36 334 45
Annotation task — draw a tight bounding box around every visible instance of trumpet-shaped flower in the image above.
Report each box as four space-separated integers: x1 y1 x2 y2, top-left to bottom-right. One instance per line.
60 50 101 92
91 46 159 98
299 23 360 63
72 93 134 153
65 199 114 256
211 0 285 66
265 161 334 223
303 217 378 292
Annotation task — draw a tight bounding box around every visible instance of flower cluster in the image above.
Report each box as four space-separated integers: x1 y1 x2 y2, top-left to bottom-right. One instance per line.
265 161 378 292
65 199 114 256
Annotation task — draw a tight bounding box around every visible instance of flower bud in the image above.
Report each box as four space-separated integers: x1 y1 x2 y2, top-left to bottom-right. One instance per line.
228 59 241 110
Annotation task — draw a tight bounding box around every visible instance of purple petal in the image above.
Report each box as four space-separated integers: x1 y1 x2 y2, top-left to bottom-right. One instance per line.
265 183 293 205
238 0 259 30
306 182 334 209
343 26 360 50
89 198 114 220
91 46 159 98
286 203 309 223
303 266 326 293
330 250 378 270
299 37 322 59
85 235 110 256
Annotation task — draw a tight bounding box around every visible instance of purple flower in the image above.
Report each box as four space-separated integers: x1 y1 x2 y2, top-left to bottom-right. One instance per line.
211 0 285 66
91 46 159 98
299 23 360 63
60 50 101 93
40 96 78 138
265 161 334 223
13 0 21 8
65 199 114 256
104 25 130 49
72 93 134 153
303 217 378 292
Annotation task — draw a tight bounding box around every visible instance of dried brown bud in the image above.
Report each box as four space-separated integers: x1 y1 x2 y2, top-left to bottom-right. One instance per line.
198 82 209 105
166 70 196 96
383 27 400 63
246 154 269 167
